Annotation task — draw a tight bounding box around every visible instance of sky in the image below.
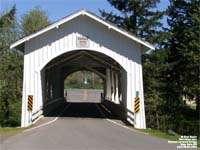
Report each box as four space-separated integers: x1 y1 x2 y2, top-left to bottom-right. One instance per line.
0 0 169 23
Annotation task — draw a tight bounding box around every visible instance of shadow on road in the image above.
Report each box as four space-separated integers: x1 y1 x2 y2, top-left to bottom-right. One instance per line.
45 102 120 120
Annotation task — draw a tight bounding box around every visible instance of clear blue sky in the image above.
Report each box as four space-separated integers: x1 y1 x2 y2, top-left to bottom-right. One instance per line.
0 0 169 22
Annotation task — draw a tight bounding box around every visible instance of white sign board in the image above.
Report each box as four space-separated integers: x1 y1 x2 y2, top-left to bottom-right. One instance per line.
76 36 89 48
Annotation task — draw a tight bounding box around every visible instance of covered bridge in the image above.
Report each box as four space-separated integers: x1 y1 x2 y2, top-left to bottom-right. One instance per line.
10 10 154 129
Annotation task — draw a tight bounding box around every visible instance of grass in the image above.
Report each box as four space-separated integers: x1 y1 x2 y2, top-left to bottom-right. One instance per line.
186 101 196 110
189 105 196 110
139 128 179 141
0 127 28 135
198 139 200 148
139 128 200 148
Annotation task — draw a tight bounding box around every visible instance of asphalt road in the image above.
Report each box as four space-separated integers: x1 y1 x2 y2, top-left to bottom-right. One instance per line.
0 103 178 150
65 89 103 103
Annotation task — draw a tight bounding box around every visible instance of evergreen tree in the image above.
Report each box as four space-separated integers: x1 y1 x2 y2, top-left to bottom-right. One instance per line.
100 0 164 44
142 49 169 130
0 5 16 28
0 5 17 55
21 6 50 36
166 0 200 113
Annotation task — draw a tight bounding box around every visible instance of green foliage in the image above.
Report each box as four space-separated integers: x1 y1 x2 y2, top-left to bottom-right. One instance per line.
0 6 23 127
0 5 50 127
0 6 18 55
21 6 50 36
65 71 103 89
140 128 179 141
144 0 200 134
0 5 16 29
165 0 200 113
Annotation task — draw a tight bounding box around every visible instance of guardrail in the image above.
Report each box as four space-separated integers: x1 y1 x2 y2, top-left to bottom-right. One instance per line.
32 98 65 122
102 99 135 124
102 99 126 120
43 98 66 115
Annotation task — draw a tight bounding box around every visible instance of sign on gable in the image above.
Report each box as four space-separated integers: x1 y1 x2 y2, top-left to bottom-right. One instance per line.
76 36 89 48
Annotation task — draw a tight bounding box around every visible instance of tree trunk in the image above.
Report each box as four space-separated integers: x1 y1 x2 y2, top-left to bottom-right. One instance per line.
156 108 160 130
196 95 199 114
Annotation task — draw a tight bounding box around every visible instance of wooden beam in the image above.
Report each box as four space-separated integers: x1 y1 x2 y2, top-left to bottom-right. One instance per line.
81 51 120 71
46 51 85 69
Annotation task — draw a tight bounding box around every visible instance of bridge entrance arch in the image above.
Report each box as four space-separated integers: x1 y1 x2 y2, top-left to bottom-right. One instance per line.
10 10 154 128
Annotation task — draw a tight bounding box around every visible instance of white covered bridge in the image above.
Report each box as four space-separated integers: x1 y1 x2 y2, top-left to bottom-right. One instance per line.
11 10 154 129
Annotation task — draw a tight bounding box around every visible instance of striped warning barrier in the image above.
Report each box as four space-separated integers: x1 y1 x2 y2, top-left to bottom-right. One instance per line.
134 97 140 113
27 95 33 111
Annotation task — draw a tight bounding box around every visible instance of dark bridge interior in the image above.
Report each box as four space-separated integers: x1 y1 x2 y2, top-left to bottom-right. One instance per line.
42 50 128 123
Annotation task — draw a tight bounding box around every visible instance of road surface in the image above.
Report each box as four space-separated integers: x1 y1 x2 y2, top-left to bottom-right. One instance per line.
64 89 103 103
0 103 178 150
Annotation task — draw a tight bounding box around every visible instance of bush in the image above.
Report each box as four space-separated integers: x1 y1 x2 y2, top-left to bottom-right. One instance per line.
146 106 199 136
0 82 21 127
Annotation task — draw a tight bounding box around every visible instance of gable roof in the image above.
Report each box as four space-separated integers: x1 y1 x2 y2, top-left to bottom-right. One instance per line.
10 9 155 51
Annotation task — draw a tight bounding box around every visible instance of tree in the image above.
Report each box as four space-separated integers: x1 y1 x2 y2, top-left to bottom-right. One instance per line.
142 49 169 130
0 5 17 55
0 6 23 126
166 0 200 113
0 6 50 126
100 0 165 44
21 6 50 36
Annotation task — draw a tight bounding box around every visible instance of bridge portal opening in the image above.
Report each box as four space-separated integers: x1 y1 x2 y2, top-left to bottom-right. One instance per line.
42 50 127 120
